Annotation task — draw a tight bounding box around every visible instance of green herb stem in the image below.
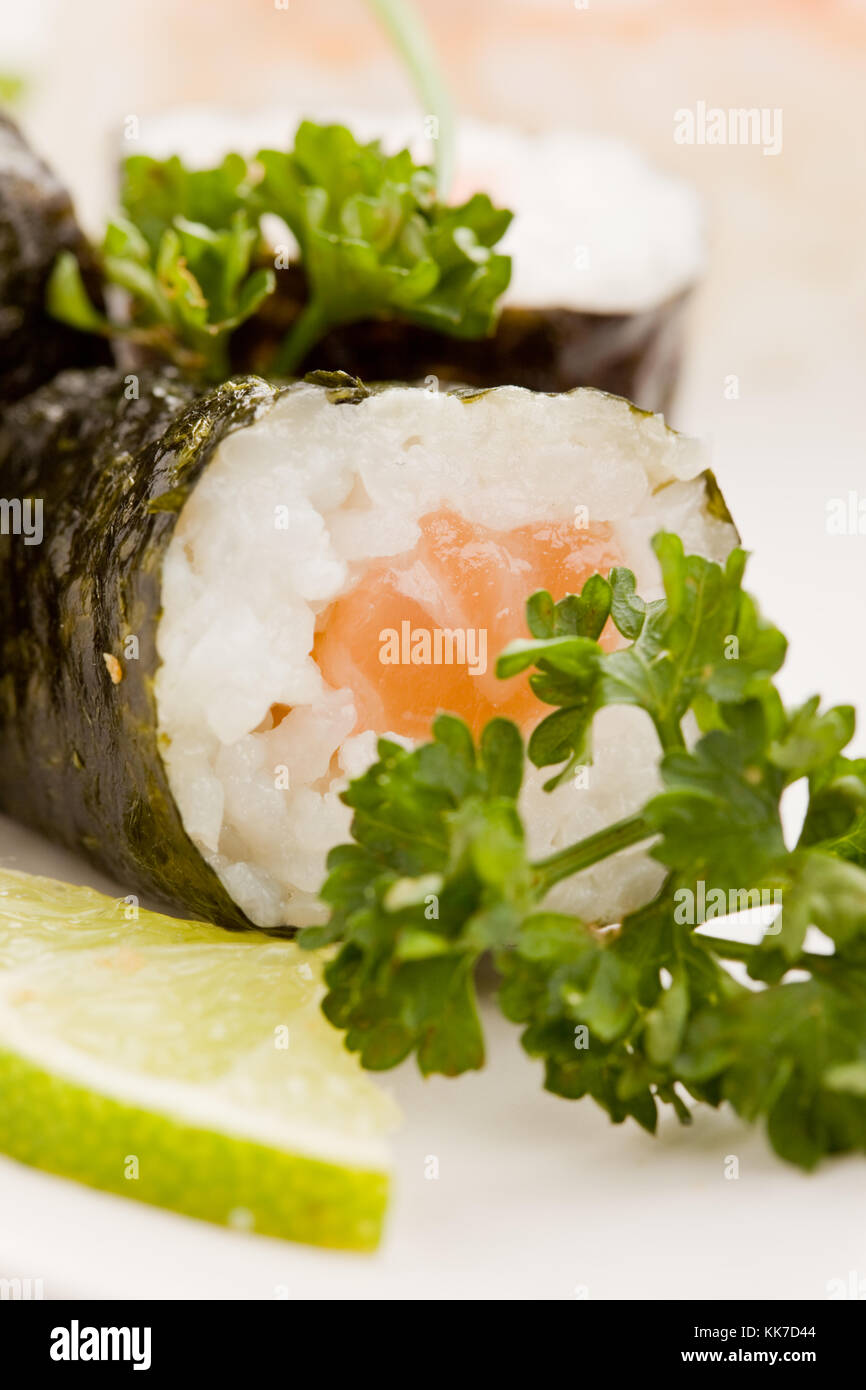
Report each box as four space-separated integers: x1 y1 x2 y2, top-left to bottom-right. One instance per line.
531 812 654 895
654 715 686 751
365 0 456 197
271 300 332 376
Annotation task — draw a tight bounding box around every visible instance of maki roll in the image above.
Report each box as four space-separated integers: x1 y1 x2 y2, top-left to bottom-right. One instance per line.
142 110 703 411
0 114 108 405
242 121 703 411
0 370 736 931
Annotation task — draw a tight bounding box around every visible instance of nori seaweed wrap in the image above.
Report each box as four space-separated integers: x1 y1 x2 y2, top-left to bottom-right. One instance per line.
0 366 273 928
0 114 108 405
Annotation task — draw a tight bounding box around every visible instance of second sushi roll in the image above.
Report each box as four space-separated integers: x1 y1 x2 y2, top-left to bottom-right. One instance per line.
0 369 736 931
139 110 705 411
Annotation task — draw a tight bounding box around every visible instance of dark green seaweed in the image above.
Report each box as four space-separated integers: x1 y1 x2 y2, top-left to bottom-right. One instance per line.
231 266 691 413
0 114 109 405
0 367 280 928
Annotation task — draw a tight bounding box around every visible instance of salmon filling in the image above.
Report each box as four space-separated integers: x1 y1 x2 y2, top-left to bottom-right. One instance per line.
314 510 622 740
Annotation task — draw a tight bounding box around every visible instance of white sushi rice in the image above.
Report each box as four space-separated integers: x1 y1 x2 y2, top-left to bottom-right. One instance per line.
154 383 736 930
138 107 704 314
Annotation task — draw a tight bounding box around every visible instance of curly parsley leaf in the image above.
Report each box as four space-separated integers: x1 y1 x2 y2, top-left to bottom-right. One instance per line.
799 755 866 864
47 203 273 381
496 534 787 788
600 535 786 748
678 971 866 1169
498 888 739 1132
644 696 866 977
495 577 610 789
299 714 530 1075
301 533 866 1169
119 153 253 255
47 123 512 381
50 153 270 378
256 121 512 373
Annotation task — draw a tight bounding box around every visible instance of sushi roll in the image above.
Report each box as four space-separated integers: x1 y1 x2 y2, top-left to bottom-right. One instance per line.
140 110 704 412
0 113 108 405
0 369 736 931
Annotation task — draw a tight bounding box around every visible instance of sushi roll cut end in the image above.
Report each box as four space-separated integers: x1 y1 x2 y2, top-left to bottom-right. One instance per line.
153 381 736 931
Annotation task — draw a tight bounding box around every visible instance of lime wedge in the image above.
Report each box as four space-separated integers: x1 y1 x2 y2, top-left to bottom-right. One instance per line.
0 868 397 1251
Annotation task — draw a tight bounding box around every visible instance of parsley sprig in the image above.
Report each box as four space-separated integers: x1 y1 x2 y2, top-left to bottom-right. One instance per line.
300 534 866 1168
47 156 273 381
257 122 511 374
46 123 511 381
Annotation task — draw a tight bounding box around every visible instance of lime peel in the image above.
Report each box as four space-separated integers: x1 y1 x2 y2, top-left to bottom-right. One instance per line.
0 869 397 1251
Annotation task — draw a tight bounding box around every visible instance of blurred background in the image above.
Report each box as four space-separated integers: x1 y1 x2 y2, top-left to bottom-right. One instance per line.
4 0 866 713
